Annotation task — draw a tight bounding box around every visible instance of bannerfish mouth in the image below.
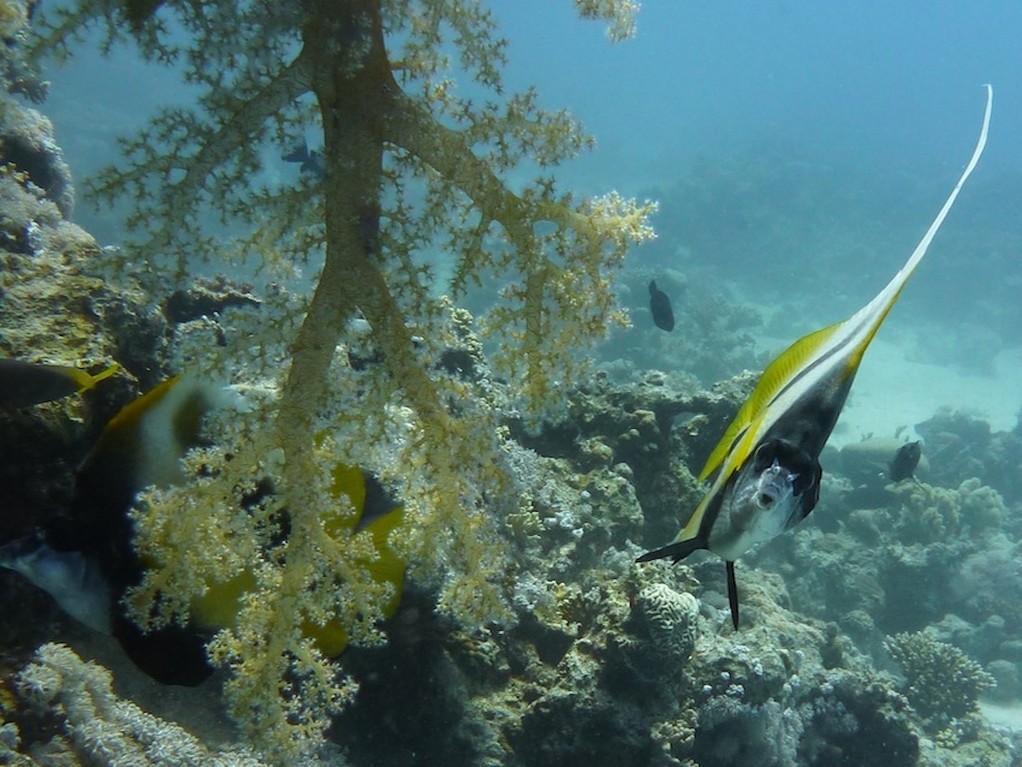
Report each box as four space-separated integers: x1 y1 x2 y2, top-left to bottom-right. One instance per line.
753 463 795 510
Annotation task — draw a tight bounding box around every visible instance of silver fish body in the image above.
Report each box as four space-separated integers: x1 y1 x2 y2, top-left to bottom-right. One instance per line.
708 439 821 562
0 536 111 634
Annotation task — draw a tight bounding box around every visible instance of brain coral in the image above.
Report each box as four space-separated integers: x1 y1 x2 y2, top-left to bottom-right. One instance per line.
636 582 699 663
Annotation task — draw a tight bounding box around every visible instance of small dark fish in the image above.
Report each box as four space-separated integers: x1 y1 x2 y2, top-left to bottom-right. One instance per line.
889 441 922 482
649 280 675 332
121 0 166 30
281 139 326 179
0 359 119 408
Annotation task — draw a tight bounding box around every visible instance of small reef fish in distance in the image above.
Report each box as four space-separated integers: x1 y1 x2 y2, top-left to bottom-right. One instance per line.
638 85 993 631
649 280 675 331
889 440 922 482
281 138 325 179
0 358 119 408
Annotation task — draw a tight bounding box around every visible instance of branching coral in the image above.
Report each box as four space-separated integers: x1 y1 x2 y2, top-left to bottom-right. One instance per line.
888 477 1006 544
884 631 994 732
888 480 961 544
31 0 653 759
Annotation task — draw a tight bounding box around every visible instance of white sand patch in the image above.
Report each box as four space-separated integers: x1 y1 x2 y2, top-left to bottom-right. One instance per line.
980 699 1022 731
830 338 1022 448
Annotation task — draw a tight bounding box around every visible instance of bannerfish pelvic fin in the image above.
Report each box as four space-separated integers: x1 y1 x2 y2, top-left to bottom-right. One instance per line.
638 86 992 630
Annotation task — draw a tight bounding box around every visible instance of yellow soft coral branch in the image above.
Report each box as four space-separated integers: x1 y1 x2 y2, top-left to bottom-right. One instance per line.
38 0 652 760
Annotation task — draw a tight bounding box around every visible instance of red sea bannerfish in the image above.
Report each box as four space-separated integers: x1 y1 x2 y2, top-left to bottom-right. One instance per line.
639 86 993 630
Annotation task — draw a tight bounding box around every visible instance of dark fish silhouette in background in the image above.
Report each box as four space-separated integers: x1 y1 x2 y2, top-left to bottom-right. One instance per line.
649 280 675 331
889 440 922 482
281 139 326 179
0 358 119 408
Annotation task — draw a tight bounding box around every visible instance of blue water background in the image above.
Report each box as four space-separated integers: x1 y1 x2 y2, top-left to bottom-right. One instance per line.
42 1 1022 363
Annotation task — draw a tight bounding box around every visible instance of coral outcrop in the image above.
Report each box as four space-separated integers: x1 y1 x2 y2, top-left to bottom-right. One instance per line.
885 631 995 734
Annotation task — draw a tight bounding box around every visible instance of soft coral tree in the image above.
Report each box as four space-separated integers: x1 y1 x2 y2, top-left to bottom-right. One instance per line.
34 0 655 757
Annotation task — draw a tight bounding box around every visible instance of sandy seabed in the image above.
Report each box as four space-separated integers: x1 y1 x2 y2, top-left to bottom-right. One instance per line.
830 337 1022 449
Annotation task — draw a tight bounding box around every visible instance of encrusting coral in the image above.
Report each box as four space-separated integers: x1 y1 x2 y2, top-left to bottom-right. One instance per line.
27 0 654 758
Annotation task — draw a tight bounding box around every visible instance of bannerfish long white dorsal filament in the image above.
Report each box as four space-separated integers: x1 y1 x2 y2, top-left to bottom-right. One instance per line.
638 85 993 630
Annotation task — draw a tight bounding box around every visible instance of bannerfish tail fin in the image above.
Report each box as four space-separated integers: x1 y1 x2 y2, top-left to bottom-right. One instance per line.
636 536 705 564
727 560 739 630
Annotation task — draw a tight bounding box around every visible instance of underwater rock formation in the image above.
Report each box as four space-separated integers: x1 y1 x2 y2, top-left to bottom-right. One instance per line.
915 408 1022 503
0 116 164 546
510 365 759 554
1 2 68 213
0 103 72 219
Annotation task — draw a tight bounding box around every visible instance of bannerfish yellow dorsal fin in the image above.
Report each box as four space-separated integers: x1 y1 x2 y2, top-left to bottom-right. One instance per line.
697 322 842 482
